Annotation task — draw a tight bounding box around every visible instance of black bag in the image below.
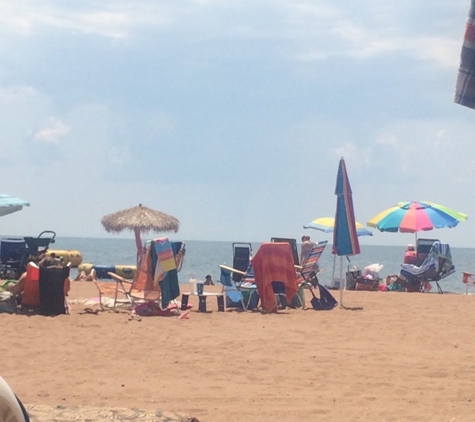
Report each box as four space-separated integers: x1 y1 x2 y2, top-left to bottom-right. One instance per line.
39 266 68 316
309 284 338 310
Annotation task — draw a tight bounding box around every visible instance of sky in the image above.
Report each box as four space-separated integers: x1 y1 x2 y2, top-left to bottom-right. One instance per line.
0 0 473 248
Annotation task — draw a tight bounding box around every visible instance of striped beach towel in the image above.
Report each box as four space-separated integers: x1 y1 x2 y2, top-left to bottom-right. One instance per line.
153 238 177 285
455 1 475 109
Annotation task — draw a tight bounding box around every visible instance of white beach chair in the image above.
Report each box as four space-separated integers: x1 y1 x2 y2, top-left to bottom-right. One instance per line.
462 272 475 294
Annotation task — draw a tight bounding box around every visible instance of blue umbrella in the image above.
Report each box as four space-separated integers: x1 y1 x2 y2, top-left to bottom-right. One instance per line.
0 194 30 217
333 158 360 306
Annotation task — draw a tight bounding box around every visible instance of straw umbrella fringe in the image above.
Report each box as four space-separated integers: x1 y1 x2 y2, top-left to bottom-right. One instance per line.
101 204 180 263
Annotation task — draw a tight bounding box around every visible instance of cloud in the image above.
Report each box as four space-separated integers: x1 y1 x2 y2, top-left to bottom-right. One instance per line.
33 117 70 144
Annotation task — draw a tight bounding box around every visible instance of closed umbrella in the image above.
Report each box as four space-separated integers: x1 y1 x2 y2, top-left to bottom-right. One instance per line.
101 204 180 264
332 158 360 306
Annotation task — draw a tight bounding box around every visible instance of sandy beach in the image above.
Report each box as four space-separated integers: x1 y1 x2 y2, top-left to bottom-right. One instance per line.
2 281 475 422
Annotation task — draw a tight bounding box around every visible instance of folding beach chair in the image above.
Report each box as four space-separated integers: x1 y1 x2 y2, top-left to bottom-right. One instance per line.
108 238 185 310
296 241 328 287
415 238 439 266
232 243 252 282
290 240 328 309
462 272 475 294
219 263 258 311
252 242 299 313
400 241 454 294
271 237 300 265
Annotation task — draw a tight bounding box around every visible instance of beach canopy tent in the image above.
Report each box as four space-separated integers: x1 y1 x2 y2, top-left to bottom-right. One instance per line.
367 201 467 243
101 204 180 265
332 158 360 307
0 194 30 217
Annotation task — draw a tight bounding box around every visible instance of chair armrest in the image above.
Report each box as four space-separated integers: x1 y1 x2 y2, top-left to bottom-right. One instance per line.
107 272 133 284
219 264 247 276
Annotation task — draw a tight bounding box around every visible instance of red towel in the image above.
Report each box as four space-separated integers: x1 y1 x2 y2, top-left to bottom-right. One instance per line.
251 242 298 312
133 243 159 300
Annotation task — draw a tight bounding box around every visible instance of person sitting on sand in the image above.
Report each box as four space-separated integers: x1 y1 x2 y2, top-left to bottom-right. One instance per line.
7 256 71 299
74 269 97 282
204 274 214 286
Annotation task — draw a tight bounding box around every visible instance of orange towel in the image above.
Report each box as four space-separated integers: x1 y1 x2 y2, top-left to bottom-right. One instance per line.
251 242 298 312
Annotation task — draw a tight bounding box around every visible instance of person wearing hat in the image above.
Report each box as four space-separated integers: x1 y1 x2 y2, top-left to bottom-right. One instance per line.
403 244 417 265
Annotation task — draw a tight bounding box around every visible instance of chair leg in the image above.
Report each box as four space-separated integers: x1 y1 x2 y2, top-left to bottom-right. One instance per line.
436 282 443 294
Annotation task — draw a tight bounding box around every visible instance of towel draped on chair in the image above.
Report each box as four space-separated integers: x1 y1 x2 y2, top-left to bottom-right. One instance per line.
251 242 298 312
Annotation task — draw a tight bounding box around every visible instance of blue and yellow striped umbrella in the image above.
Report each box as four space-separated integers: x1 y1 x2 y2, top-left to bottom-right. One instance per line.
304 217 372 237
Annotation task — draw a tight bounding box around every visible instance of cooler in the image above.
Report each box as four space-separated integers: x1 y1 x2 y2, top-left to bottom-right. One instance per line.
0 238 25 263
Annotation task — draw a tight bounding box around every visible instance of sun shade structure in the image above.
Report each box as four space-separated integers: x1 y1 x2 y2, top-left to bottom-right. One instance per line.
304 217 372 237
101 204 180 264
332 158 360 307
367 201 467 242
0 194 30 217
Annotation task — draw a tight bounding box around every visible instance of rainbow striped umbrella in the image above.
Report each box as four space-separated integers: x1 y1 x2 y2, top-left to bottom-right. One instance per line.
367 201 467 235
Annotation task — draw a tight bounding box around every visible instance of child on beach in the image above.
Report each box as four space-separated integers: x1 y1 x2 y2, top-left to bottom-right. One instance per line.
204 274 215 285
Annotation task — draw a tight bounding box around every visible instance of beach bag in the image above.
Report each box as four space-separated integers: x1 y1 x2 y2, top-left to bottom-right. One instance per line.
0 291 17 314
39 266 68 316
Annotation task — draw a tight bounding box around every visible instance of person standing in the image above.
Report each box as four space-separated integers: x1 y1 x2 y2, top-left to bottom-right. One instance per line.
300 235 316 266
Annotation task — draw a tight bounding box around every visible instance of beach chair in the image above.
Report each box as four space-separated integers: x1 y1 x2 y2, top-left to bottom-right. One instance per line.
400 241 454 294
296 241 328 287
415 238 439 266
108 238 184 311
251 242 299 312
0 376 30 422
271 237 299 265
231 243 252 282
219 263 257 311
291 241 328 309
462 272 475 294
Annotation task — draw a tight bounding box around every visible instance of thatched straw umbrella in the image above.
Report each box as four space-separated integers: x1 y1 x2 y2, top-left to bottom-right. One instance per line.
101 204 180 264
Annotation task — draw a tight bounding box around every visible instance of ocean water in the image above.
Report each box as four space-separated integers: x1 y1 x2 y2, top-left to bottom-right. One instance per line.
42 237 474 294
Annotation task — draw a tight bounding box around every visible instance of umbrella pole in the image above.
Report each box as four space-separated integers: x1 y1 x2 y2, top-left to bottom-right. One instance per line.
339 255 343 307
134 228 143 265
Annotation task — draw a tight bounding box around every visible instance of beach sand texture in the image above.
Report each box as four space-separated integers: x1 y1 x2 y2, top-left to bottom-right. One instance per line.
2 281 475 422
